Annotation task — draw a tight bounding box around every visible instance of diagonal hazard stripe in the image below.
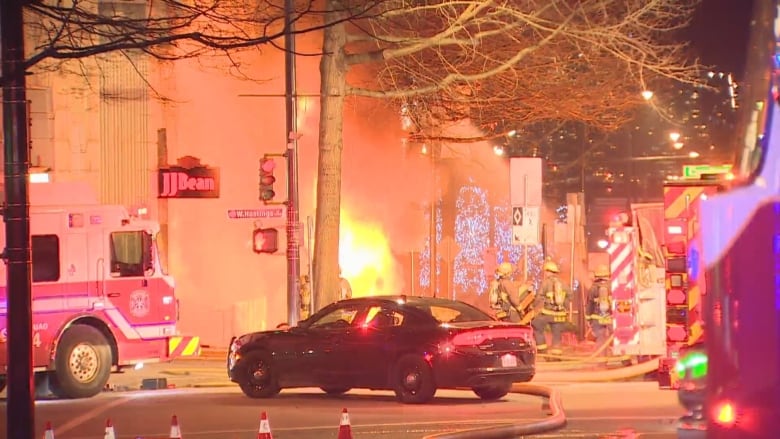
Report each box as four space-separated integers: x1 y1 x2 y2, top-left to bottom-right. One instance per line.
665 187 705 220
182 337 201 356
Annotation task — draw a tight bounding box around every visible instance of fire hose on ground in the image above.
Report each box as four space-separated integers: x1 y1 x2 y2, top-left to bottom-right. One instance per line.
536 334 633 371
535 357 660 382
422 384 566 439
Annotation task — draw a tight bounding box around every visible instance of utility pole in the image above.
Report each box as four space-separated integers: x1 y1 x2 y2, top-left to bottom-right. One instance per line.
429 146 437 297
284 0 301 325
1 1 36 438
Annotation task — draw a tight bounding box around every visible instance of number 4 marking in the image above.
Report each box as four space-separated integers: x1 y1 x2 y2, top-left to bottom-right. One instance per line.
0 329 43 347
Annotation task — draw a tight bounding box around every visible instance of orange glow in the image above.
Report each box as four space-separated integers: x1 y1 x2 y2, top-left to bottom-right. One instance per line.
714 400 737 427
339 209 400 297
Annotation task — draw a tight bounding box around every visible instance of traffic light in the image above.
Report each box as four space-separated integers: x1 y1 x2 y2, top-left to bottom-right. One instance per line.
253 228 279 254
259 157 277 203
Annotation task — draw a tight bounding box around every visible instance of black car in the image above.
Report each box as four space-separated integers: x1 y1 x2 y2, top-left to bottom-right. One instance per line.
227 295 536 404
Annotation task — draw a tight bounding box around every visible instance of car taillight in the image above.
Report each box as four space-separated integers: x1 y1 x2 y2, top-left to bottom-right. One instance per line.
451 328 532 346
713 400 737 428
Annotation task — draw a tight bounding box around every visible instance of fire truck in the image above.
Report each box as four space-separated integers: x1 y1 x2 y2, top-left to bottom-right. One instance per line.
0 181 200 399
657 171 728 389
675 2 780 436
605 204 667 359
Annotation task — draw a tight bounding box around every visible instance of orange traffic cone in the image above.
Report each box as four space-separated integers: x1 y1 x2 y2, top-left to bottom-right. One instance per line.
337 408 352 439
169 415 182 438
104 419 116 439
42 421 55 439
257 411 273 439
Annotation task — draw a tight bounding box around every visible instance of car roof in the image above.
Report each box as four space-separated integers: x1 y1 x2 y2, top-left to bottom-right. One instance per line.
336 295 462 306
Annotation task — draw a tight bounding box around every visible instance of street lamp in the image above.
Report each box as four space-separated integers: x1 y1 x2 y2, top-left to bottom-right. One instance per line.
641 90 654 101
669 132 681 142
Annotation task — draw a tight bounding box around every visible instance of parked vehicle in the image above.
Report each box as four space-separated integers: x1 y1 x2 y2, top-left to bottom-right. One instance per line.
228 295 536 404
0 181 199 399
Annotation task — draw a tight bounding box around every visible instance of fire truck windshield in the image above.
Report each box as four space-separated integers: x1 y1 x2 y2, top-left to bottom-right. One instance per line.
109 230 154 277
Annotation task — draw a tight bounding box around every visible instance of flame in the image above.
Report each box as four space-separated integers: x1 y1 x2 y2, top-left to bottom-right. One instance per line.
339 208 400 297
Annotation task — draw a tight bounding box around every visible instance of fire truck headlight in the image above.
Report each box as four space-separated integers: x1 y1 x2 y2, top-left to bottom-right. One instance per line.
162 296 174 305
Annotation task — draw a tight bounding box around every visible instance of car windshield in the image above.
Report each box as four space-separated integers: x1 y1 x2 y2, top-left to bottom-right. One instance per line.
407 301 493 323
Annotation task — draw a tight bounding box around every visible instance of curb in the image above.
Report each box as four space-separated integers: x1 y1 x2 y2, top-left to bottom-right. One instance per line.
160 368 226 376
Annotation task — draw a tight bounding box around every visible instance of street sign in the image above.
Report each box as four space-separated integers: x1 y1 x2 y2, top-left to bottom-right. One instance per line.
510 158 543 207
227 207 285 219
512 206 524 226
682 164 732 179
512 207 540 245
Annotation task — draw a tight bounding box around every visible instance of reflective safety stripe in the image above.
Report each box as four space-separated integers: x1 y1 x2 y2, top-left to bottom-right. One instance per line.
168 336 201 357
541 309 567 316
0 295 175 341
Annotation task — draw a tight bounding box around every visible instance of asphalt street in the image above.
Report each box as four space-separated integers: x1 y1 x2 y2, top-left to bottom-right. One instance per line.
0 361 684 439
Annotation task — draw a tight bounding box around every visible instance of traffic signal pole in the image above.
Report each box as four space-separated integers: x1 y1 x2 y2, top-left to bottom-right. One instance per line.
1 1 36 438
284 0 301 326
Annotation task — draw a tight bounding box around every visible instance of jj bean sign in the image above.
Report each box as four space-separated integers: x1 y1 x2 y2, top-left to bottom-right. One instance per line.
158 156 220 199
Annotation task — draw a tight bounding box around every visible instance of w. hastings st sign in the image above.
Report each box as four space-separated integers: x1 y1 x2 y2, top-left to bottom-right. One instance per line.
158 156 220 199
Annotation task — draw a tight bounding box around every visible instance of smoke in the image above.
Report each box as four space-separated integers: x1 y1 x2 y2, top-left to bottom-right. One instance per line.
340 96 432 253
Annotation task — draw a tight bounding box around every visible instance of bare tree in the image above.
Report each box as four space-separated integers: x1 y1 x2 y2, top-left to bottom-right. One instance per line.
312 0 701 307
8 1 380 80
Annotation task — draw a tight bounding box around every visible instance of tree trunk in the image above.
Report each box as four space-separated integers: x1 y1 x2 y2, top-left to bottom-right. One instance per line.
313 0 348 311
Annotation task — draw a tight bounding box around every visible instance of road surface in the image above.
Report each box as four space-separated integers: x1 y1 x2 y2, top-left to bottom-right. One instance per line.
0 361 684 439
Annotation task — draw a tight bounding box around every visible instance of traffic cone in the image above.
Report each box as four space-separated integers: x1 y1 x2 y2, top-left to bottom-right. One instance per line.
169 415 182 438
337 408 352 439
104 419 116 439
257 411 273 439
42 421 55 439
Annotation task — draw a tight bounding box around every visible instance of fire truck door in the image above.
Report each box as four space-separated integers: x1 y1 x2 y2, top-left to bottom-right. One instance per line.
104 230 160 328
65 232 92 308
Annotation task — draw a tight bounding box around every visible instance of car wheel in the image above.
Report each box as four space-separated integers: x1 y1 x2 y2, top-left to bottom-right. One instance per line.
321 386 351 395
51 325 113 399
473 382 512 400
238 351 281 398
392 354 436 404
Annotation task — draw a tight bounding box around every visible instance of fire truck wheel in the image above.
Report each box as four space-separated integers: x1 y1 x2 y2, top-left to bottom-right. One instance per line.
51 325 112 399
0 375 6 393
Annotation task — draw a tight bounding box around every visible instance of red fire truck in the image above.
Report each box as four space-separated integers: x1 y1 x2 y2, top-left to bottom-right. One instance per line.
658 175 727 389
0 182 200 399
675 2 779 436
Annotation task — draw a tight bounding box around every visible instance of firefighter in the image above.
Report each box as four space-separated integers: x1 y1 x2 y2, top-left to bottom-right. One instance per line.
488 262 533 323
586 264 613 348
300 275 312 319
531 259 570 354
339 266 353 300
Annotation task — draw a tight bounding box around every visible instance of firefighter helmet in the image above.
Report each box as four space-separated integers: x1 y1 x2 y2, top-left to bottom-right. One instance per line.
594 264 609 278
495 262 514 277
543 260 560 273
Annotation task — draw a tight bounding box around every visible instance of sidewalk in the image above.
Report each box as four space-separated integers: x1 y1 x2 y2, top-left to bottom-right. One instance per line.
107 358 232 392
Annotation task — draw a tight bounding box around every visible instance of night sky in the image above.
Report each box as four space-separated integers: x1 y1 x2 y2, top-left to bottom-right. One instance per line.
687 0 755 77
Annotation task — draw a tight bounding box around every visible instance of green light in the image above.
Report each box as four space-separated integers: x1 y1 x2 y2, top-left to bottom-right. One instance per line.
677 350 708 380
